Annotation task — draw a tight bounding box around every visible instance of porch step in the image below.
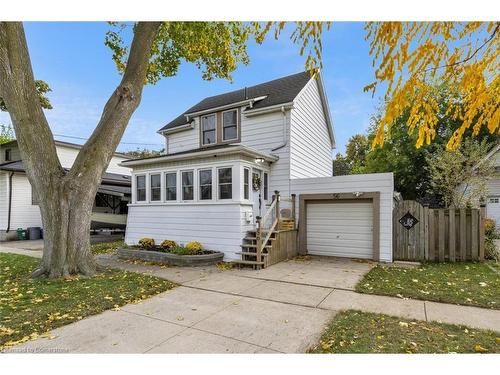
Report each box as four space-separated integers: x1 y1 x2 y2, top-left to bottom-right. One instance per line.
235 251 269 257
231 260 265 266
240 244 272 249
243 236 276 241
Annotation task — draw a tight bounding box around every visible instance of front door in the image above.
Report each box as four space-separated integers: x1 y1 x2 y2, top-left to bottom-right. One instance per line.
252 169 262 219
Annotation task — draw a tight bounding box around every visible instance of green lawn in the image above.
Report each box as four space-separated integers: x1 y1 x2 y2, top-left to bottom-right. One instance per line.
90 240 124 255
357 262 500 309
0 252 175 349
310 310 500 354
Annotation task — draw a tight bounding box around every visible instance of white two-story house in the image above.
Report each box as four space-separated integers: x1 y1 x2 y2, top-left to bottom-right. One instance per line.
122 71 394 264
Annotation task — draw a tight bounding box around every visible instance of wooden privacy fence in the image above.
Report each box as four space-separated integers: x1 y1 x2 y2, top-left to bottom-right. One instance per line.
393 200 485 262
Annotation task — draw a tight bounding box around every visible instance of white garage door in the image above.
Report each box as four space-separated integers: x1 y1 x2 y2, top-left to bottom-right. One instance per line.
306 201 373 259
487 197 500 226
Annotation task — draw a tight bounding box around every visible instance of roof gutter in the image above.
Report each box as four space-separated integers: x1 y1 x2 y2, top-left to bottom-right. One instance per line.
244 102 293 117
120 145 278 167
157 122 194 135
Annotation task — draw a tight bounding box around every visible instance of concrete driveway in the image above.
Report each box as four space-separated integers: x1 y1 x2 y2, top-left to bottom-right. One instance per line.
8 256 374 354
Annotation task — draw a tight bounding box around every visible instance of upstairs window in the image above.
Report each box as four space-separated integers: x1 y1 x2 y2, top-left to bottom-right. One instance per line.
182 171 194 200
218 167 232 200
222 110 238 141
5 149 12 162
165 172 177 201
201 114 216 145
136 175 146 202
150 174 161 201
199 169 213 200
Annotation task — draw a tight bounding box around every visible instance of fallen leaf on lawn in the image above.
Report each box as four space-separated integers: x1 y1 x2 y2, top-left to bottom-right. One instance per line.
478 282 487 287
399 322 409 328
473 344 488 353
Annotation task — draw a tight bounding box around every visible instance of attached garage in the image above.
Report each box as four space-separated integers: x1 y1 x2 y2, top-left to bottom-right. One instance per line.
299 192 380 261
306 201 373 259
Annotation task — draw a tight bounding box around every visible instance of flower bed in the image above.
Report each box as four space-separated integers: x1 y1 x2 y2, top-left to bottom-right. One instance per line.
117 246 224 267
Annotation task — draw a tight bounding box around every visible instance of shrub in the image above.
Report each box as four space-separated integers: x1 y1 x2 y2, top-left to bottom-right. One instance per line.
138 238 155 249
160 240 177 249
185 241 203 252
484 218 499 261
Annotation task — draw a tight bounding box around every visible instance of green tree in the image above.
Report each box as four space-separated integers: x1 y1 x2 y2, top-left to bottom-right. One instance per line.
0 124 14 144
0 21 326 278
427 139 495 207
332 134 369 175
124 148 164 159
364 86 498 201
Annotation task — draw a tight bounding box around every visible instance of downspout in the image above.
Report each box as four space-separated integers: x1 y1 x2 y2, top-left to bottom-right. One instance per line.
271 106 288 152
6 172 13 232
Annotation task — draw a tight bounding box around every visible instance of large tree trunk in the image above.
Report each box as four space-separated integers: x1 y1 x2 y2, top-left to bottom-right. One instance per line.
0 22 161 277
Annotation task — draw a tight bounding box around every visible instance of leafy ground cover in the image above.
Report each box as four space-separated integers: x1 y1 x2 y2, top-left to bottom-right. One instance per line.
357 262 500 309
0 253 175 349
310 310 500 353
90 240 124 255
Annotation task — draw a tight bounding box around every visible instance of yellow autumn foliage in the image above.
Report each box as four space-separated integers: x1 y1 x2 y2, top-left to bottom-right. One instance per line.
365 22 499 150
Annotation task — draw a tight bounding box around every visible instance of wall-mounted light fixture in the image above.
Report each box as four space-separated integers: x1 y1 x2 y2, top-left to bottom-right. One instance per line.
255 157 265 164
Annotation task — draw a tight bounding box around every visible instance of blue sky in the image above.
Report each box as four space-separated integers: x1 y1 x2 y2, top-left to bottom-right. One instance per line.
0 22 381 154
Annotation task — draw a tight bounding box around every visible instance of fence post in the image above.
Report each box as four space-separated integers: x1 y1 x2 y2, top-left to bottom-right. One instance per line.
479 204 486 260
291 194 296 229
449 207 456 262
274 190 281 223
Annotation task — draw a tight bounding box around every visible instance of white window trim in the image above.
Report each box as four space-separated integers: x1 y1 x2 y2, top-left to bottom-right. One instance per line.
217 166 233 201
164 170 178 202
135 174 147 203
149 173 162 202
243 167 250 201
221 109 239 142
181 169 195 202
201 113 217 146
198 168 213 201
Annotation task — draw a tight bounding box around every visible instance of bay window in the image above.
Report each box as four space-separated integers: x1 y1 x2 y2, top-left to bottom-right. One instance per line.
199 169 212 200
182 171 194 200
150 174 161 201
165 172 177 201
218 167 232 200
243 168 250 200
136 175 146 202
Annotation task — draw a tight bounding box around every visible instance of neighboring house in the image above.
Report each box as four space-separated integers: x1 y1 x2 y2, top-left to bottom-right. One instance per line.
483 144 500 225
0 140 132 241
122 71 394 263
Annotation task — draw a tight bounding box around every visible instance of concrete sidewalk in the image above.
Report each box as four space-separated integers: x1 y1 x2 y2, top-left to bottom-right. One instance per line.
2 251 500 353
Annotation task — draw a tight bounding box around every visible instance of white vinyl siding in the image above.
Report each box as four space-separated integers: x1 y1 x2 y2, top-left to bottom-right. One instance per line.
240 110 291 196
0 172 8 230
55 145 130 175
290 78 332 178
291 173 394 262
125 203 250 260
306 201 373 259
4 174 43 230
165 120 199 154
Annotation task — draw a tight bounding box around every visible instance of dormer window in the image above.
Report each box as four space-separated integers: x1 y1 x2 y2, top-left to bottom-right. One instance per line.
222 109 238 141
201 114 216 145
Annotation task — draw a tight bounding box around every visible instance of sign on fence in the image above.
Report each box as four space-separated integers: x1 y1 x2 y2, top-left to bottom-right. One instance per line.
393 200 485 262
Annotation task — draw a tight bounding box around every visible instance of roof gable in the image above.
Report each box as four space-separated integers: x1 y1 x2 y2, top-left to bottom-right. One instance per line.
159 71 312 132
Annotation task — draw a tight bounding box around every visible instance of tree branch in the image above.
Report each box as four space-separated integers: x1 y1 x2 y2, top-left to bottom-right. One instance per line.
423 23 499 73
0 22 63 181
67 22 161 191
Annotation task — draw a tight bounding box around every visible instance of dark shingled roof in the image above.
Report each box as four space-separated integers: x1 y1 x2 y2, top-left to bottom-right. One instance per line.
159 71 312 132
